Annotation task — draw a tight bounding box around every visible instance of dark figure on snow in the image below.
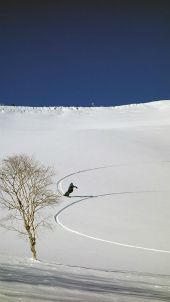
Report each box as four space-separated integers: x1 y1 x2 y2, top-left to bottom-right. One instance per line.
64 183 78 197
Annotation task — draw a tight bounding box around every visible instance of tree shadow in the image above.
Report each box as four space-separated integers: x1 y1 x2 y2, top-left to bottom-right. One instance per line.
0 264 169 301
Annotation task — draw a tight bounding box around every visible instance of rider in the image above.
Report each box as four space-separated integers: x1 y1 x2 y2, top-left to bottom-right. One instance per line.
64 182 78 197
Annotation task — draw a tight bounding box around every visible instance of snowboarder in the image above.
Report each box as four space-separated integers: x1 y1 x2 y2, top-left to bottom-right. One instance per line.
64 182 78 197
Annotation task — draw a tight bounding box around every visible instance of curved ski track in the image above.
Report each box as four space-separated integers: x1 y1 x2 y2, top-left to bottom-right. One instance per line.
55 163 170 254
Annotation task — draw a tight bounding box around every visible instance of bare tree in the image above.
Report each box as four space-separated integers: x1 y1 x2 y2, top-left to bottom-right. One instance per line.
0 154 59 260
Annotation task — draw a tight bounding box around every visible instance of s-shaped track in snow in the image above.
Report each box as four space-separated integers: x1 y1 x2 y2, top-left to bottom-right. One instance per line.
55 164 170 254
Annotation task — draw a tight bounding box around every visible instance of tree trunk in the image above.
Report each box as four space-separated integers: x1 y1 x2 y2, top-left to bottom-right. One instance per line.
28 232 37 260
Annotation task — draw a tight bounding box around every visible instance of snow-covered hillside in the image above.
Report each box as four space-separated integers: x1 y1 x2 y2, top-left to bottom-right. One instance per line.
0 100 170 301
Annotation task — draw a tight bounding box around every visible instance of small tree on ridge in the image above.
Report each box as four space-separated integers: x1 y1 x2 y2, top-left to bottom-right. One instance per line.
0 154 59 260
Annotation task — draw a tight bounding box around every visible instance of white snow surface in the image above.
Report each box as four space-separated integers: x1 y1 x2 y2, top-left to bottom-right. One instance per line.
0 100 170 301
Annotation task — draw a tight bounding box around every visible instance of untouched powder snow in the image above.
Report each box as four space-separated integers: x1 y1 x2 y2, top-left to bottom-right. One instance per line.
0 100 170 301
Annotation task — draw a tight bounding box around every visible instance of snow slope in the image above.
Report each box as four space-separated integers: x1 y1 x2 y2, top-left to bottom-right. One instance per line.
0 100 170 301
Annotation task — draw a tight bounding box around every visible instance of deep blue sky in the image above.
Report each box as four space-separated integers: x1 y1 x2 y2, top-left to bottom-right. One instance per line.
0 0 170 107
